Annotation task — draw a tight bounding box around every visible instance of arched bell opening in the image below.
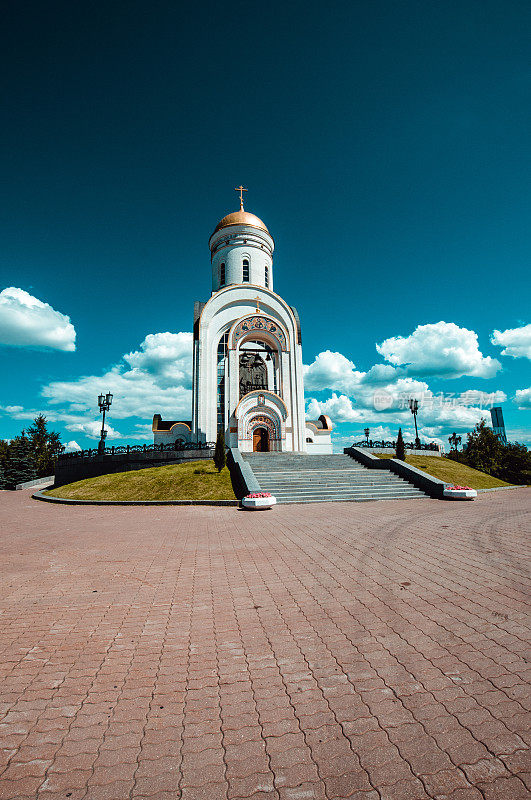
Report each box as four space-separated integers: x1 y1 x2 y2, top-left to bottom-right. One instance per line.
237 336 279 399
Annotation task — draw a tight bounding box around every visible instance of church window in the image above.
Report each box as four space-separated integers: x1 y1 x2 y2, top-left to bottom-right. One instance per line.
220 263 225 286
217 332 228 430
265 265 269 288
242 259 249 282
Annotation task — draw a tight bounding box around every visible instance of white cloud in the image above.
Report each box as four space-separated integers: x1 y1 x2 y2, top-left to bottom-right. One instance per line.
491 324 531 360
307 391 493 434
307 394 372 424
64 440 81 452
376 321 500 379
303 350 364 393
514 388 531 410
42 331 193 422
64 420 122 440
0 287 76 351
1 330 194 444
123 332 193 389
457 390 506 406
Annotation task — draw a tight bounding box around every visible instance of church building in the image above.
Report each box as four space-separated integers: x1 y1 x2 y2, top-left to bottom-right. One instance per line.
153 189 332 453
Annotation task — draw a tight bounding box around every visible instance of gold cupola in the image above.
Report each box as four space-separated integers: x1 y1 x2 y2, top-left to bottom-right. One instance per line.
212 186 269 235
213 210 269 235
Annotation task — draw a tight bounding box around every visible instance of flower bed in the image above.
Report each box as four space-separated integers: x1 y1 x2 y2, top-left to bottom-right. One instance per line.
443 485 477 501
242 492 277 510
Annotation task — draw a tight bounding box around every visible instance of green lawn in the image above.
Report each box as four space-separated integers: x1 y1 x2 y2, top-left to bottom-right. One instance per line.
45 460 236 501
376 455 511 490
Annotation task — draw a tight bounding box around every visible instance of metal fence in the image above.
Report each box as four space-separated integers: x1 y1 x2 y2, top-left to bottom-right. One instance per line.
354 440 439 451
58 441 216 461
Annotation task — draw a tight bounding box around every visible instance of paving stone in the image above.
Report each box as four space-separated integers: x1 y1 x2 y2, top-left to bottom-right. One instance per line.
0 488 529 800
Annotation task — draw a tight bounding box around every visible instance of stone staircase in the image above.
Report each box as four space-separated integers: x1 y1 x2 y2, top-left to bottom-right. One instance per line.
242 453 427 504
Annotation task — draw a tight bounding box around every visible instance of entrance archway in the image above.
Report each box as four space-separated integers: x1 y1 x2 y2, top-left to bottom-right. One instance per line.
253 427 269 452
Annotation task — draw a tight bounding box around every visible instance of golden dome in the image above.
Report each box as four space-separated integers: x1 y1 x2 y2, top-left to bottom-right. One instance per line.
213 210 269 235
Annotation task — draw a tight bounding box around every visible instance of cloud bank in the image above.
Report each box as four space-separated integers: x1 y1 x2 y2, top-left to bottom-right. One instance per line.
0 287 76 351
491 324 531 360
41 331 193 428
514 388 531 410
376 321 500 379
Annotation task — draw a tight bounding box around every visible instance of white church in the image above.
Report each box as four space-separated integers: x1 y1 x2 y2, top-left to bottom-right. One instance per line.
153 189 332 454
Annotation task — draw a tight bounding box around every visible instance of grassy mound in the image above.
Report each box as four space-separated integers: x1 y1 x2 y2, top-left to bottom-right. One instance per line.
376 455 511 490
45 460 236 501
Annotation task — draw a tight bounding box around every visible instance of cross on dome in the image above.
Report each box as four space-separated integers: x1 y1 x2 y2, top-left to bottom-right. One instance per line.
234 185 248 211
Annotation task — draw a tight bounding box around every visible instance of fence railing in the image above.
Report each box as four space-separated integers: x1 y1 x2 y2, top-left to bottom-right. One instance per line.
58 441 216 461
354 440 439 451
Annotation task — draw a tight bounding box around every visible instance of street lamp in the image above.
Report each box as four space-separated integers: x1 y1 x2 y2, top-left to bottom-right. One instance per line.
97 392 113 453
364 427 370 445
408 398 421 449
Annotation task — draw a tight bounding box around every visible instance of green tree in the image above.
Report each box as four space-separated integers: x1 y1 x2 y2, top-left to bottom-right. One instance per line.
498 442 531 486
26 414 63 477
464 419 505 475
4 432 37 489
0 438 8 470
213 430 226 472
0 459 6 490
395 428 406 461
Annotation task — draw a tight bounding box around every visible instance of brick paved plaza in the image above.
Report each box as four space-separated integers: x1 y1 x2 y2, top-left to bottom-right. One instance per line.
0 489 529 800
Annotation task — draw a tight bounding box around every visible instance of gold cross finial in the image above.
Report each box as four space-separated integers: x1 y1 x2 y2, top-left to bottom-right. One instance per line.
255 296 261 313
235 185 248 211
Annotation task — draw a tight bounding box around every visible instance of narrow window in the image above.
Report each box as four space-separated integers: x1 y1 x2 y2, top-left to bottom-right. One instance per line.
242 259 249 282
265 265 269 288
220 263 225 286
217 332 228 430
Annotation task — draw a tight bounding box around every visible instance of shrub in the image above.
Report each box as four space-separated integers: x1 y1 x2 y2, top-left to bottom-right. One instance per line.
213 430 226 472
395 428 406 461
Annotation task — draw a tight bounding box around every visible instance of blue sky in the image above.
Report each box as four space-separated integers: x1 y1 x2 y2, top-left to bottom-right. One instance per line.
1 0 530 451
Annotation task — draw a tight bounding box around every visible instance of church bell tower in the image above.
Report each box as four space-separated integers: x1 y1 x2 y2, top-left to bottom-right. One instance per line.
153 188 332 454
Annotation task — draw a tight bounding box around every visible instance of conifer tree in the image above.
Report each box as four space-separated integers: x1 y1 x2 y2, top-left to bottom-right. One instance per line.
214 430 226 472
0 459 6 490
27 414 63 477
395 428 406 461
4 433 37 489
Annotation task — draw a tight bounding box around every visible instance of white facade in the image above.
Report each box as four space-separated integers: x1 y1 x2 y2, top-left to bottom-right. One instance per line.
154 203 332 454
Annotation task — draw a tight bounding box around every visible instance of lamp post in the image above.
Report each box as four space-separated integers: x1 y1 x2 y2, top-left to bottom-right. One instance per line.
408 398 421 449
97 392 113 453
364 427 370 445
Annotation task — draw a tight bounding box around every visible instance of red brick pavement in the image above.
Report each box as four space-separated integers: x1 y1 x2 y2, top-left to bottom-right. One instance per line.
0 488 529 800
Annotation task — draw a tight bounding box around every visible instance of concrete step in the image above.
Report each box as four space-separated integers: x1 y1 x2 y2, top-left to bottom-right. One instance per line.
260 481 412 489
241 452 428 504
277 496 426 504
271 493 424 502
270 487 424 495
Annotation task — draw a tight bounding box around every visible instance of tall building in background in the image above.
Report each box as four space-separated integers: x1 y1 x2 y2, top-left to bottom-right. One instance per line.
490 406 507 444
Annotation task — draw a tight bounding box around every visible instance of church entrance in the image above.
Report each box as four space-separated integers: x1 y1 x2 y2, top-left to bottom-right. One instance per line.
253 427 269 452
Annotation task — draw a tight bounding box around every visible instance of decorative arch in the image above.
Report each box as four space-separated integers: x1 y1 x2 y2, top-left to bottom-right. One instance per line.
230 315 288 352
234 389 288 420
240 407 282 442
